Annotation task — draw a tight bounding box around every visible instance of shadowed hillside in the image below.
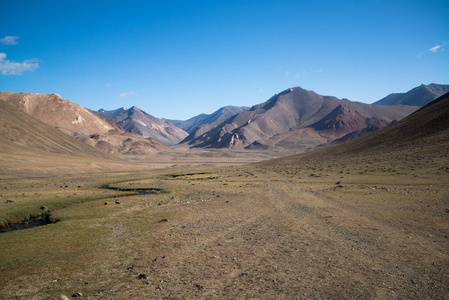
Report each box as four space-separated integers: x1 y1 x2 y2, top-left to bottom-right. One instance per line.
258 91 449 172
0 100 136 177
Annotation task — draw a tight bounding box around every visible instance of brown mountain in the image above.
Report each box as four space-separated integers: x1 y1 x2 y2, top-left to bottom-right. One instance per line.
308 103 390 137
0 92 168 155
0 100 134 178
0 92 121 136
373 83 449 106
257 90 449 170
98 106 188 146
182 87 418 150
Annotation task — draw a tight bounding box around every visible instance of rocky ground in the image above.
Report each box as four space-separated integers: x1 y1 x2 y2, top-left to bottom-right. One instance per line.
0 162 447 299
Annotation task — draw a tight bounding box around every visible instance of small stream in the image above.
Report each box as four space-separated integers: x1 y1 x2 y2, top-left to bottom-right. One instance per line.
1 184 162 233
0 213 52 233
99 185 162 195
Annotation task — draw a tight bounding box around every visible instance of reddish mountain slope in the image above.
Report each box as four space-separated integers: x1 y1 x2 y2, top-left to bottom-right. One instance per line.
182 87 418 149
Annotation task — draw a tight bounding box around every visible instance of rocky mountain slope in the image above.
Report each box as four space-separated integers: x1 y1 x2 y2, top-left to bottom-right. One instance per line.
98 106 188 145
258 89 449 170
0 100 134 177
0 92 169 155
182 87 418 150
373 83 449 106
0 92 121 136
165 105 250 134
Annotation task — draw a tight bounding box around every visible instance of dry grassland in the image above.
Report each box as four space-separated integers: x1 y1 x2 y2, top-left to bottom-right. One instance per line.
0 154 448 299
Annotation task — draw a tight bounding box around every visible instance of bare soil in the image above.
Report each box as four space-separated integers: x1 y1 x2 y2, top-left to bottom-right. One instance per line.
0 162 447 299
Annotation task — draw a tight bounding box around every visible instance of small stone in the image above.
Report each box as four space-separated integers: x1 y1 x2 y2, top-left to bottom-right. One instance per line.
138 274 147 280
5 199 14 203
115 200 122 204
40 206 52 212
195 284 204 290
104 202 109 205
158 218 169 223
72 292 82 298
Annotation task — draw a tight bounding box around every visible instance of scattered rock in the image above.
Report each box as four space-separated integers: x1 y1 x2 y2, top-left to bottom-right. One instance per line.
5 199 14 203
72 292 83 298
138 274 147 280
158 218 169 223
143 280 151 285
40 206 52 212
195 283 204 290
115 200 122 204
60 295 71 300
104 202 109 205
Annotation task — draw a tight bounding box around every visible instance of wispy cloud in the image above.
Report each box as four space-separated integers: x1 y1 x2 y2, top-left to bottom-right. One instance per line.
418 42 448 58
285 70 290 78
119 91 135 98
0 53 39 75
0 36 19 45
429 45 442 52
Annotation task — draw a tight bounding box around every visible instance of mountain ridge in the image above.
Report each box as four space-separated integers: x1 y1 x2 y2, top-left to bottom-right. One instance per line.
181 86 418 150
97 106 188 145
165 105 250 134
373 83 449 106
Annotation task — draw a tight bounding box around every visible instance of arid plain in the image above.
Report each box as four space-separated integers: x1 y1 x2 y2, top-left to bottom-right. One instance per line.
1 94 449 299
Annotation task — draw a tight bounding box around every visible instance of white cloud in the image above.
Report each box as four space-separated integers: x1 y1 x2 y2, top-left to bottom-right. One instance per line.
285 70 290 78
0 53 39 75
429 45 442 52
0 36 19 45
119 91 135 98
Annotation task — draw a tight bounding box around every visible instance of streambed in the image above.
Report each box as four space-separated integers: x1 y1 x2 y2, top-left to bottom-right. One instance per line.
1 184 163 233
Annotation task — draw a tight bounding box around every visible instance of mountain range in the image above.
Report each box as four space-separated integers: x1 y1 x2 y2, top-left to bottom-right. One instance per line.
165 106 250 134
0 92 169 155
259 87 449 170
98 106 188 146
181 87 419 150
373 83 449 106
1 83 447 157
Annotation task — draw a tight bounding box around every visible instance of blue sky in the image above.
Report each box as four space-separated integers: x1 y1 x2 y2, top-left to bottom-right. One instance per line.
1 0 448 120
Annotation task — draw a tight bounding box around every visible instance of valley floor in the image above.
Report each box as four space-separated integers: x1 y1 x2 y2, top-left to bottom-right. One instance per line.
0 163 448 299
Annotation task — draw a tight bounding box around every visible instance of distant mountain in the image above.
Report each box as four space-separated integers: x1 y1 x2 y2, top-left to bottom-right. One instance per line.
98 107 127 119
0 92 121 136
0 99 131 177
0 92 169 155
258 90 449 170
182 87 418 150
98 106 188 145
373 83 449 106
165 106 250 134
